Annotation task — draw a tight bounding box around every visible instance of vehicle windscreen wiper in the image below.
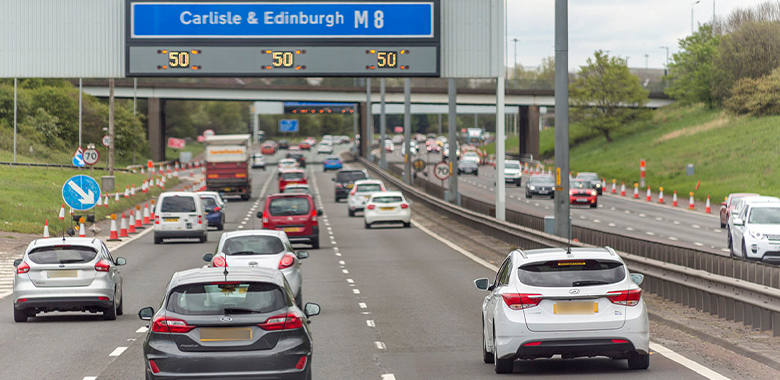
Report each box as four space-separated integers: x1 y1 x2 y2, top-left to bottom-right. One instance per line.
572 280 610 287
226 251 258 256
222 308 255 314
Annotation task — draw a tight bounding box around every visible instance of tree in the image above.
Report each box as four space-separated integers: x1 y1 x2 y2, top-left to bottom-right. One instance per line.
569 51 649 142
724 66 780 116
665 25 720 107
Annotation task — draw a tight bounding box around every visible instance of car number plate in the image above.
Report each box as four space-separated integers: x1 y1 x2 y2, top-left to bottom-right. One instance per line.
554 302 598 315
380 207 394 211
283 227 303 233
577 197 587 202
164 217 179 222
347 184 354 188
224 187 232 192
200 327 253 342
47 270 78 278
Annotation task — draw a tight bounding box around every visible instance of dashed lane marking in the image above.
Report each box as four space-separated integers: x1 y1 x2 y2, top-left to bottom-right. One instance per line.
375 341 386 350
353 289 361 294
342 269 349 274
347 279 354 283
694 242 704 247
109 347 128 357
608 223 616 227
136 326 148 333
646 232 655 236
359 302 367 309
669 237 679 241
367 320 375 327
626 227 635 231
692 225 701 229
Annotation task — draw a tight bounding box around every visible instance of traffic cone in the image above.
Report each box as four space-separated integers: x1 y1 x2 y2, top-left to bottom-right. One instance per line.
115 191 120 202
633 184 639 199
119 213 129 237
43 220 50 238
108 214 120 241
611 179 617 194
96 194 103 208
142 180 148 193
79 219 86 238
59 203 65 220
142 203 151 225
131 184 136 197
620 182 626 196
141 166 145 174
150 199 156 220
602 179 607 191
658 187 664 204
672 191 678 207
103 194 109 208
134 205 144 229
128 212 137 234
646 187 652 202
123 186 130 198
688 192 695 210
705 195 712 213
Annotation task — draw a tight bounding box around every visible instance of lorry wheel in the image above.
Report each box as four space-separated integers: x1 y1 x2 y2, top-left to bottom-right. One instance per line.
241 194 250 201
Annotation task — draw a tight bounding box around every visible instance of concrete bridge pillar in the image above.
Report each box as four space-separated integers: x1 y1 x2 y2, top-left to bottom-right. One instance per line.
518 105 540 159
148 98 166 162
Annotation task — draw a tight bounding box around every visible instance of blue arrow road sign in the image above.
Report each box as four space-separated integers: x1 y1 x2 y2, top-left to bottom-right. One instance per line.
62 175 101 211
279 119 299 133
72 147 85 167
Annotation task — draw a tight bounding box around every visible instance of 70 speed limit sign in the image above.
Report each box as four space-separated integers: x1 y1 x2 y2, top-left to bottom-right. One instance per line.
82 148 100 166
433 161 450 181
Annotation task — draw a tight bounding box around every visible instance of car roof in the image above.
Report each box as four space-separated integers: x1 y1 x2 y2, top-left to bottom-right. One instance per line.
284 184 310 188
512 247 622 264
159 191 200 198
354 179 384 185
26 237 104 252
220 229 286 239
743 196 780 205
170 267 286 288
371 191 404 198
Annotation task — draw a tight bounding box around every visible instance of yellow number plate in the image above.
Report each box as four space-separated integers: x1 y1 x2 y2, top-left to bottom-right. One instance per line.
47 270 78 278
347 184 354 188
554 302 598 315
283 227 303 233
200 327 253 342
164 218 178 222
380 207 394 211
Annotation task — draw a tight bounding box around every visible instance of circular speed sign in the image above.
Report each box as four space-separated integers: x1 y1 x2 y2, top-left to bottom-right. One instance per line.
433 161 450 181
83 148 100 166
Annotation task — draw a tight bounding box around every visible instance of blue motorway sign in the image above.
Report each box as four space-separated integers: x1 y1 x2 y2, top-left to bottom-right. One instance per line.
129 1 435 40
279 119 300 133
62 175 101 211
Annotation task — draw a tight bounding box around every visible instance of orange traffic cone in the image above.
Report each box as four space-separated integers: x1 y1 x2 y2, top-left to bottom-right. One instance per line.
633 184 639 199
96 195 103 208
611 180 616 194
646 187 652 202
104 194 109 208
150 199 156 220
658 188 664 204
59 203 65 220
124 186 130 198
115 191 120 202
78 218 86 238
128 212 137 234
705 195 711 213
134 205 144 229
43 220 50 238
131 184 136 197
688 192 695 210
672 191 678 207
620 182 626 196
108 214 121 241
143 203 151 225
120 213 129 237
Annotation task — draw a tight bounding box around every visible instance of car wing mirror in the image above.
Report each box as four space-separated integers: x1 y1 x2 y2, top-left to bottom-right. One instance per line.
13 259 22 267
721 202 727 206
474 278 490 291
138 306 154 321
115 257 127 266
630 273 644 286
304 302 321 318
203 253 214 262
733 218 744 226
317 209 323 216
331 178 335 181
296 251 309 260
257 211 263 218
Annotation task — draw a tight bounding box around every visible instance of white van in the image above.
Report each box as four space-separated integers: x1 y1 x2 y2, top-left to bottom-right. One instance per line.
153 191 209 244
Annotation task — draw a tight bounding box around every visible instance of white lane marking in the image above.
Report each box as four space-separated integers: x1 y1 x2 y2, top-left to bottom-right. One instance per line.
367 319 375 327
136 326 148 333
83 377 97 380
238 225 244 229
347 279 354 283
331 240 337 245
608 223 616 227
109 347 128 357
327 227 332 230
359 302 367 309
669 237 679 241
692 224 701 229
646 232 655 236
593 219 600 223
610 207 616 211
381 374 396 380
721 248 731 252
650 342 731 380
412 220 498 271
338 260 345 265
655 217 663 221
353 289 361 294
375 341 386 350
674 220 681 225
335 252 342 256
694 242 704 247
626 227 635 231
714 229 722 233
579 215 586 220
625 210 631 214
342 269 349 274
241 221 247 225
639 213 646 217
534 203 540 207
243 217 249 221
333 246 340 251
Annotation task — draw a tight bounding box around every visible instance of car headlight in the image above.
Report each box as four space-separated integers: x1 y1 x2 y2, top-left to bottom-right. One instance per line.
591 190 597 196
529 185 536 190
749 230 766 240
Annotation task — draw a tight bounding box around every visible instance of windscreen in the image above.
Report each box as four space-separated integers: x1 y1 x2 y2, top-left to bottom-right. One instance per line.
269 197 311 216
530 176 554 185
28 246 98 265
748 207 780 224
161 196 197 212
505 162 521 169
201 197 217 208
518 260 626 287
372 196 403 204
281 172 305 181
572 181 594 189
577 174 599 181
356 184 383 193
222 236 285 255
280 160 296 166
283 187 310 194
167 282 286 315
337 171 368 183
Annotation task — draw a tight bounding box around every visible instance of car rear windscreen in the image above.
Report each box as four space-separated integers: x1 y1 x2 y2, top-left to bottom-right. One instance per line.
518 260 626 287
269 197 311 216
222 236 285 255
167 282 286 315
28 246 98 265
283 187 310 194
336 171 368 182
356 184 383 193
748 207 780 224
201 197 217 208
161 196 197 212
281 172 305 181
372 196 403 204
530 177 554 184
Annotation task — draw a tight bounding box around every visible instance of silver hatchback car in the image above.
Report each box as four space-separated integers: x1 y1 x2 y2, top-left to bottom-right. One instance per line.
12 237 126 322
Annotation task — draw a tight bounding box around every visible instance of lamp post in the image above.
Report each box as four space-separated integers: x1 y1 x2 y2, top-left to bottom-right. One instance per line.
512 38 519 82
692 0 701 34
659 46 669 87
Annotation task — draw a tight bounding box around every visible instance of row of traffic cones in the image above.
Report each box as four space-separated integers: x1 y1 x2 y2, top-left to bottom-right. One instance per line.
107 201 156 241
610 180 712 213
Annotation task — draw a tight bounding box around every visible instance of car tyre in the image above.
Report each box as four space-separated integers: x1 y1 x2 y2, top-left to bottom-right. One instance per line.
116 294 124 316
403 222 411 228
365 221 371 229
200 232 207 243
742 240 748 260
493 333 513 373
103 297 117 321
154 235 162 245
525 192 532 199
591 203 598 208
13 307 28 323
515 182 522 187
627 352 650 370
241 194 250 201
482 321 494 364
217 222 224 231
311 236 320 249
349 209 355 217
475 171 479 176
720 221 726 228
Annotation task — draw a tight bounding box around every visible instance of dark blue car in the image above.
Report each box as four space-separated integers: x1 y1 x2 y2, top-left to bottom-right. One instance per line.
323 155 343 171
199 192 226 231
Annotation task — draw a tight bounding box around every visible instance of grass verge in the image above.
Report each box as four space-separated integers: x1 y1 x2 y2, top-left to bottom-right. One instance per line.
483 136 520 156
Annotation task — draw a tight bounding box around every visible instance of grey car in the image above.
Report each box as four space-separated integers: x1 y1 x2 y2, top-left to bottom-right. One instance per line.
138 267 320 380
203 230 308 306
525 175 555 199
12 237 126 322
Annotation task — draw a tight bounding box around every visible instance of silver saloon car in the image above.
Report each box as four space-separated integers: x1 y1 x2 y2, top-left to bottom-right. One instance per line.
12 237 126 322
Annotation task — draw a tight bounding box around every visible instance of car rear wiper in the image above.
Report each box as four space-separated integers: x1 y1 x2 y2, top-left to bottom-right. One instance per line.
222 308 255 314
572 280 610 287
59 259 86 264
226 251 258 256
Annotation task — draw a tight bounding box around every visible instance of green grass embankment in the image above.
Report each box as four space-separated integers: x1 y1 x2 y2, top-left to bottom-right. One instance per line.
483 136 520 156
0 167 179 234
166 142 204 162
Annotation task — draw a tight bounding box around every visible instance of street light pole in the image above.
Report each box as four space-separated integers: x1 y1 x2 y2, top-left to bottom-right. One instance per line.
553 0 570 239
512 38 519 83
659 46 669 87
691 0 701 34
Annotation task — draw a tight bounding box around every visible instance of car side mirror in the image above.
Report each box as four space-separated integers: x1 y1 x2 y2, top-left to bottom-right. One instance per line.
630 273 644 286
203 253 214 262
13 259 22 267
331 178 335 182
257 211 263 218
304 302 320 318
115 257 127 266
296 251 309 260
474 278 490 291
721 202 727 206
733 218 744 226
138 306 154 321
317 209 323 216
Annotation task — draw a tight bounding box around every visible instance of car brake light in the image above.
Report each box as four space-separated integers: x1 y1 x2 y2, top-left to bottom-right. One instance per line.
155 215 160 225
198 215 202 224
149 360 161 374
279 254 295 269
98 296 110 301
295 356 308 370
523 341 542 346
94 259 111 272
606 289 642 306
502 293 542 310
258 312 303 331
367 204 376 210
213 206 220 212
400 203 409 209
212 256 227 267
311 208 317 223
16 261 30 274
350 187 357 196
152 316 196 333
611 339 629 344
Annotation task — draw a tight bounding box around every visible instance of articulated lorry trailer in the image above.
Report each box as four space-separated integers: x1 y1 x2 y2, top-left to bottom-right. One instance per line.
204 134 252 200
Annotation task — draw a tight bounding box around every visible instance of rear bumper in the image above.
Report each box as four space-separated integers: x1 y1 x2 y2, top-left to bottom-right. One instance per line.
365 210 411 225
569 196 597 205
287 232 319 244
335 188 349 199
154 230 204 239
514 339 638 359
14 296 113 312
206 213 222 226
324 163 343 170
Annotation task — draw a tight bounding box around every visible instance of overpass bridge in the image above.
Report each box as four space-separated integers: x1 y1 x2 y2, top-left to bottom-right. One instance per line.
78 79 673 161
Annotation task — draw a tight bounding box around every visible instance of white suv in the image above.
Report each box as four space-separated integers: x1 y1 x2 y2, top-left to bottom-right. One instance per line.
347 179 386 217
153 191 209 244
504 160 523 186
730 202 780 262
475 247 649 373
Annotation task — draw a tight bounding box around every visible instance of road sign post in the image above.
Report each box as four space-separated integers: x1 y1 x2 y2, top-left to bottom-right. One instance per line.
62 175 101 211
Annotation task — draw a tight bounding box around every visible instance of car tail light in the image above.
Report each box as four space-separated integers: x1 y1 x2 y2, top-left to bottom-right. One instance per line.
95 259 111 272
611 339 629 344
155 215 160 225
400 203 409 209
350 187 357 196
311 208 317 223
212 256 227 267
98 296 110 301
367 204 376 210
213 206 221 212
606 289 642 306
258 312 303 331
152 316 196 333
279 254 295 270
149 360 161 374
17 298 27 303
295 356 308 370
198 215 202 224
502 293 542 310
523 341 542 346
262 213 269 227
16 261 30 274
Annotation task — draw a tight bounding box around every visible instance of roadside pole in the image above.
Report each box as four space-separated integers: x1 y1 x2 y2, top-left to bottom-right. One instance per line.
495 0 507 221
252 106 259 145
13 78 17 163
108 78 115 176
379 78 387 170
553 0 571 239
366 78 373 152
352 104 358 153
79 78 83 148
438 113 442 135
447 78 458 204
403 78 412 184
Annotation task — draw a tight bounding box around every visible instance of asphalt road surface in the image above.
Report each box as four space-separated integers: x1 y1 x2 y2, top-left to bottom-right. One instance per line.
0 143 732 379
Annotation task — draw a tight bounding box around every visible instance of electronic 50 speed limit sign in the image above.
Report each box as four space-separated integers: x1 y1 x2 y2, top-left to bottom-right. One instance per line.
83 148 100 166
433 161 450 181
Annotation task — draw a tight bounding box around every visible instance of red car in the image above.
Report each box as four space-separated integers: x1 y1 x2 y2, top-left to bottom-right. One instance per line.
721 193 759 228
259 193 321 248
569 179 598 208
278 169 307 192
299 141 312 150
260 143 275 155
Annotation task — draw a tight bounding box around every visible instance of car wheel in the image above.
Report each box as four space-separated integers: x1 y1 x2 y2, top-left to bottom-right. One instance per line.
525 192 531 199
312 236 320 249
323 168 327 172
729 241 736 258
154 235 162 245
403 222 411 228
241 194 250 201
349 209 355 217
591 203 598 208
493 332 513 373
200 233 207 243
116 294 124 316
482 320 494 364
720 221 726 228
217 222 224 231
295 289 303 308
364 221 371 229
103 296 117 321
335 196 340 203
742 240 748 259
627 351 650 370
475 171 479 176
13 307 28 323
